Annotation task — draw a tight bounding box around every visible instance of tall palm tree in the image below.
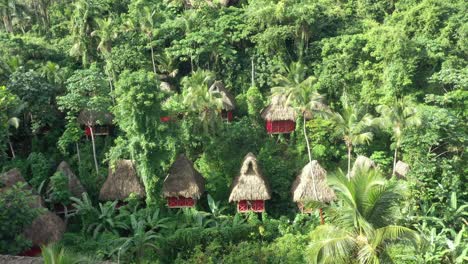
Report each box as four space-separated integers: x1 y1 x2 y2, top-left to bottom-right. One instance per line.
329 95 374 180
180 70 223 134
91 17 117 100
375 99 421 177
272 61 327 200
307 168 420 263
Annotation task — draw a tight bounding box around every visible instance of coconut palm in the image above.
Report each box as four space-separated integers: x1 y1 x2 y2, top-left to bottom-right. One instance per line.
375 99 421 177
179 70 223 134
272 61 327 200
307 168 421 263
329 94 374 180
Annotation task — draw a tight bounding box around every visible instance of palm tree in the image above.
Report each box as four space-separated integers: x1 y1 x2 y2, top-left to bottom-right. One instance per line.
179 70 223 134
272 61 327 200
329 94 374 179
375 99 421 177
91 17 117 100
307 168 421 263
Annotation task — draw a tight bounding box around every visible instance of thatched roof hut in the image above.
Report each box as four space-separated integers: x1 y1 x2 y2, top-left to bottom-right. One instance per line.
53 161 86 198
0 168 27 190
395 161 410 178
291 161 336 204
77 109 113 126
23 211 66 247
99 160 146 201
0 255 42 264
350 155 377 177
209 81 236 111
229 153 271 202
162 155 205 199
261 95 296 121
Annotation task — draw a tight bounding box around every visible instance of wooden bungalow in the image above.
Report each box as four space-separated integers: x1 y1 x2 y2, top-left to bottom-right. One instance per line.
99 160 146 201
261 95 297 134
209 81 236 122
395 160 410 178
78 109 113 136
229 153 271 213
350 155 377 177
291 160 336 215
53 161 86 198
162 155 205 208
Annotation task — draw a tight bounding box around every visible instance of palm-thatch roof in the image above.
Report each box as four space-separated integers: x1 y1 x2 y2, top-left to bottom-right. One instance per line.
162 155 205 199
229 153 271 202
395 161 410 178
23 211 66 247
0 255 42 264
261 95 296 121
291 161 336 203
0 168 30 191
53 161 86 198
99 160 146 201
160 81 175 92
209 81 236 111
350 155 377 177
77 109 113 126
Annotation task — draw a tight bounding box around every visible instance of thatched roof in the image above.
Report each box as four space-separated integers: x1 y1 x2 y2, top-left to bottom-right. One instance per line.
291 161 336 203
53 161 86 198
395 161 410 178
99 160 146 201
0 168 30 191
261 95 296 121
77 109 113 126
0 255 42 264
162 155 205 199
209 81 236 111
160 81 175 92
350 155 377 177
23 211 66 247
229 153 271 202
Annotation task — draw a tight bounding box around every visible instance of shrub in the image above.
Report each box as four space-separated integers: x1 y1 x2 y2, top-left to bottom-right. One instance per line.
27 152 50 189
0 183 44 254
48 171 71 204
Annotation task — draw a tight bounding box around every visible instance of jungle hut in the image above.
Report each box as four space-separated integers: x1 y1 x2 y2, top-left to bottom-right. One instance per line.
0 168 29 191
53 161 86 198
209 81 236 121
162 155 205 208
23 211 66 248
229 153 271 213
78 109 113 136
291 161 336 215
261 95 297 134
350 155 377 177
99 160 146 201
395 161 410 178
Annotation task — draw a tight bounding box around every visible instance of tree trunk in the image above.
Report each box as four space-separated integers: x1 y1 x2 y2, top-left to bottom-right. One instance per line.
3 15 13 33
392 145 398 177
251 57 255 87
8 139 15 159
76 142 81 167
347 143 352 181
303 115 319 201
319 208 325 225
149 36 157 78
89 126 99 175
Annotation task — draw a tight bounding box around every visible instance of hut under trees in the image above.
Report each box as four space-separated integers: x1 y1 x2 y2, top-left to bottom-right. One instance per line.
350 155 377 177
0 168 29 191
52 161 86 198
162 155 206 208
78 109 113 136
99 160 146 201
395 160 410 178
291 160 336 214
229 153 271 212
261 95 297 134
209 81 236 122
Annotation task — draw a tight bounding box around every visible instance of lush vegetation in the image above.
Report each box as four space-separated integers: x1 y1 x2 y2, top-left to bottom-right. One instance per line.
0 0 466 263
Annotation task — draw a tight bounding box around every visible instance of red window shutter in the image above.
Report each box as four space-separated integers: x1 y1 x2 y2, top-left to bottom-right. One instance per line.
160 116 171 122
186 198 195 207
84 126 91 136
252 200 265 212
238 200 248 212
227 111 233 121
167 197 178 207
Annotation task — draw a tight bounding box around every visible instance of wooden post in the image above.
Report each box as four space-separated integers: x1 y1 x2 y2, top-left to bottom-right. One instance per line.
319 208 325 225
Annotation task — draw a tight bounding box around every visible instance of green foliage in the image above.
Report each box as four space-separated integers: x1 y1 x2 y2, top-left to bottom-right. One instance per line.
48 171 71 205
0 183 44 254
26 152 50 189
